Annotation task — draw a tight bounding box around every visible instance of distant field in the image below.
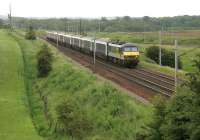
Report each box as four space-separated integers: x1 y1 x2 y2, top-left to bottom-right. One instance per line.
0 30 43 140
90 30 200 46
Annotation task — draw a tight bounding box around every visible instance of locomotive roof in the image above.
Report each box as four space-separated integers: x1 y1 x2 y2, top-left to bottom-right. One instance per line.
108 43 137 48
121 43 137 47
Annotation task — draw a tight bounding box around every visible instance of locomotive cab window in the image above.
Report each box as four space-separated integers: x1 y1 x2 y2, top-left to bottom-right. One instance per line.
123 46 138 52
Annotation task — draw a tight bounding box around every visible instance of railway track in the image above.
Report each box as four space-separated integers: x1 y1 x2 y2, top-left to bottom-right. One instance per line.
96 60 174 97
138 69 175 82
45 38 176 99
127 69 175 90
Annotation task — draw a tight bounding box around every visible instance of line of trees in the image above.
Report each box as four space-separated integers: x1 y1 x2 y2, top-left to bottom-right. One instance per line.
11 15 200 32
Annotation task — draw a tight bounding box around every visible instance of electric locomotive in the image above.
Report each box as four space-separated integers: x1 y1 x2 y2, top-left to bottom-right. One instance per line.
107 42 139 66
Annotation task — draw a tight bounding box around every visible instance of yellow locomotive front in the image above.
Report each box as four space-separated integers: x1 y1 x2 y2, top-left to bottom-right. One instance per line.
122 44 139 67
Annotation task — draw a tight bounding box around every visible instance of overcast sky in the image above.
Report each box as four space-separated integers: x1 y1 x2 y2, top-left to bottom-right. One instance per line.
0 0 200 18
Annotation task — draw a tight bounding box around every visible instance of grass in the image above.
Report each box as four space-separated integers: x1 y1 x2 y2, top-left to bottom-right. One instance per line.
0 30 43 140
9 30 153 139
88 30 200 46
10 31 51 137
178 46 200 72
32 43 153 139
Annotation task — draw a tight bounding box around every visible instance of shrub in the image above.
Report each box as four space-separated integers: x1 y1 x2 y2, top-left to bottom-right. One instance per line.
55 98 92 139
148 96 166 140
187 54 200 93
162 91 194 140
25 26 36 40
37 44 53 77
145 46 160 63
186 54 200 140
0 19 3 28
145 46 182 69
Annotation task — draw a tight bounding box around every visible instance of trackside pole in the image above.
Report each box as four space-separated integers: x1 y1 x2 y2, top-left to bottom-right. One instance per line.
175 40 178 93
93 32 96 72
9 4 12 30
56 32 59 47
93 33 96 64
159 31 162 66
99 20 101 32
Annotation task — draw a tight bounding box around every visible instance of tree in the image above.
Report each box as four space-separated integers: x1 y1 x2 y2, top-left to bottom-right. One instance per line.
186 54 200 140
55 98 92 139
0 19 3 27
148 53 200 140
146 46 182 69
37 44 53 77
162 91 193 140
187 54 200 93
162 54 200 140
13 15 200 33
25 25 36 40
148 96 166 140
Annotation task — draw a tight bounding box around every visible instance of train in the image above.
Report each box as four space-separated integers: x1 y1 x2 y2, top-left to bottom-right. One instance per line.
46 32 140 67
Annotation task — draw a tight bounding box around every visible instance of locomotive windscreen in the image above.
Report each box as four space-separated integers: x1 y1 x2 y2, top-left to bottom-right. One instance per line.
123 46 138 52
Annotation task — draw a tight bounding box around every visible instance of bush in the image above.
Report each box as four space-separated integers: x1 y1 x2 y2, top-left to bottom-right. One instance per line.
148 96 166 140
25 26 36 40
145 46 182 69
186 54 200 140
0 19 3 28
55 98 92 139
162 91 194 140
187 54 200 93
37 44 53 77
148 90 195 140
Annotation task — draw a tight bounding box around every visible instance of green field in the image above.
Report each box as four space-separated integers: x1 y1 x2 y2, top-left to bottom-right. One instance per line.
0 30 43 140
89 30 200 46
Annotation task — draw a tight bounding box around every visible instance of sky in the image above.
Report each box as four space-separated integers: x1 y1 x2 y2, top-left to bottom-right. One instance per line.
0 0 200 18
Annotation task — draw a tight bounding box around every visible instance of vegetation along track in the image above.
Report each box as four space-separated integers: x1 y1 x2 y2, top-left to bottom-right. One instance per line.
44 38 176 100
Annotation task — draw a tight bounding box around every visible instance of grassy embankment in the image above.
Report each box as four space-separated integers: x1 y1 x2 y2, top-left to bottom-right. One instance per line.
10 30 152 139
0 30 43 140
